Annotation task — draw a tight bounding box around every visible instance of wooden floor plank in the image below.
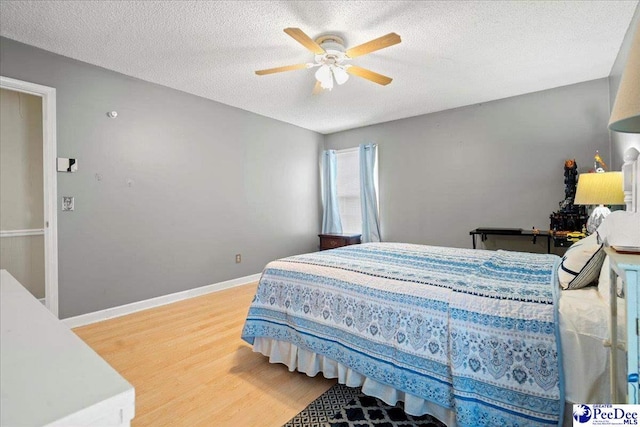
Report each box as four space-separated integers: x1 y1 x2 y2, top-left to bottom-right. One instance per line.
73 283 335 427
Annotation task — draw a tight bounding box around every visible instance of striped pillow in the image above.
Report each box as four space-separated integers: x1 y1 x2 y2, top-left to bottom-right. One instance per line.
558 233 606 290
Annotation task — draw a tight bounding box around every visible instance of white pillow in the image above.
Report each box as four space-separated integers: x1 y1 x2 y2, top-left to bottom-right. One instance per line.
596 210 640 248
597 256 624 302
597 256 611 301
558 233 606 290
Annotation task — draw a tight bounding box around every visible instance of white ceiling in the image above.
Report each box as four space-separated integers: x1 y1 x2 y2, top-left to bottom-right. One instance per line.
0 1 637 134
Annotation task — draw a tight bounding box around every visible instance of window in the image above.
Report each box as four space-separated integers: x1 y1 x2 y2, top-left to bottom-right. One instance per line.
335 148 362 234
323 145 380 240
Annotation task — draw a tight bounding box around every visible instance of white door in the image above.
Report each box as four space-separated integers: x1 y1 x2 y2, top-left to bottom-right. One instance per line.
0 77 58 317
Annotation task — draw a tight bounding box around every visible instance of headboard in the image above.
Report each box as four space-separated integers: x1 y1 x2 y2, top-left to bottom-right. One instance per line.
623 147 640 213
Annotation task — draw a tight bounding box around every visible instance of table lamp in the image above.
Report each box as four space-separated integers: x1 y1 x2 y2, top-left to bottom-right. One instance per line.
609 21 640 133
574 171 625 234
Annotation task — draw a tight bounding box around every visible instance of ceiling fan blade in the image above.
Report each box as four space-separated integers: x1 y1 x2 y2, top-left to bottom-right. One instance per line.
284 28 325 55
346 66 393 85
255 63 309 75
345 33 401 58
312 80 324 95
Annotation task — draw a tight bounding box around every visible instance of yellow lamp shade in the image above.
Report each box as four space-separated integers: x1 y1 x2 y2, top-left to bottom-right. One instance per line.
574 172 625 205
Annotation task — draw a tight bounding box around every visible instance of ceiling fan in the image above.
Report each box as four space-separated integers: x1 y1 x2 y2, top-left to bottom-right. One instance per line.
255 28 401 94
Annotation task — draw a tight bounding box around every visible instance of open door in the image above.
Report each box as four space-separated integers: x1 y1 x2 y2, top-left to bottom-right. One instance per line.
0 77 58 317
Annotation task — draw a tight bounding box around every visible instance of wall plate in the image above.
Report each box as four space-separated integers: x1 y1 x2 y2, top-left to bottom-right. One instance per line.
62 196 74 211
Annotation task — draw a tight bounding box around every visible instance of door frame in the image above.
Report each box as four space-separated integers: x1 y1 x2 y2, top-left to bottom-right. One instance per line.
1 76 58 317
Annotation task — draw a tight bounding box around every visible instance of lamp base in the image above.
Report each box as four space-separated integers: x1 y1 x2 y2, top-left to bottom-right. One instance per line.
586 205 611 234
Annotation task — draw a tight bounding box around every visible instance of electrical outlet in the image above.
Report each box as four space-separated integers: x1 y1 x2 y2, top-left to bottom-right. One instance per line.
235 254 241 263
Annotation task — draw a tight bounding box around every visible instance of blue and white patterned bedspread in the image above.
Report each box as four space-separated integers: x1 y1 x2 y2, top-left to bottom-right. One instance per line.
241 242 563 426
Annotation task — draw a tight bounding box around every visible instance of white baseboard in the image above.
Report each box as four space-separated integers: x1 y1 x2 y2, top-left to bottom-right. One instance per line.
62 273 261 329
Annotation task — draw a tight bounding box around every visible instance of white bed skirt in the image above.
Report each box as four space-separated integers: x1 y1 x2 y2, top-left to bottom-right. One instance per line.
253 336 457 426
252 337 588 426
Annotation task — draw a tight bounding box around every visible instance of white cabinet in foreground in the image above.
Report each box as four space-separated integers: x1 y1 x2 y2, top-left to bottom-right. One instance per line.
1 270 135 426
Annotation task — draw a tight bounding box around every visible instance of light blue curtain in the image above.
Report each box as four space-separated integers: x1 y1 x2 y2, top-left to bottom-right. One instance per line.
321 150 343 234
359 143 381 242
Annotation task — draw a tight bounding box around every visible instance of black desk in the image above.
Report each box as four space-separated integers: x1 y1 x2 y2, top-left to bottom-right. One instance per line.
470 228 551 253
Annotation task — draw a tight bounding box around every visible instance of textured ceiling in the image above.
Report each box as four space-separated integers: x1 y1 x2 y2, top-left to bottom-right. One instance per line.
0 1 637 134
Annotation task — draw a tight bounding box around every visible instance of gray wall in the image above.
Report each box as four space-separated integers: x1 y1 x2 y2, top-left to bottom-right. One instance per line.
609 5 640 169
0 37 323 318
0 30 625 317
325 79 611 252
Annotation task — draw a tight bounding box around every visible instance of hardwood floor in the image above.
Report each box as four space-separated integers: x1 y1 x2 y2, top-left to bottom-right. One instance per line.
73 283 336 426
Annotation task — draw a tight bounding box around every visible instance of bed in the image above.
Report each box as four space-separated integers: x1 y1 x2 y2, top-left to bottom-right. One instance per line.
241 148 639 427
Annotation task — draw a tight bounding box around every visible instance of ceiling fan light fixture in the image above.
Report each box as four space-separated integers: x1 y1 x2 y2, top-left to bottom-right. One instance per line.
315 65 334 90
255 28 400 93
333 66 349 85
319 77 334 90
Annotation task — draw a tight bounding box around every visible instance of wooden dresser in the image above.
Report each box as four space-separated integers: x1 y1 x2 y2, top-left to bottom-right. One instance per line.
318 233 362 251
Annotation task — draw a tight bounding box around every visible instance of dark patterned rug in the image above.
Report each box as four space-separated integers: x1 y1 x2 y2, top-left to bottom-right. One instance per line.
283 383 446 427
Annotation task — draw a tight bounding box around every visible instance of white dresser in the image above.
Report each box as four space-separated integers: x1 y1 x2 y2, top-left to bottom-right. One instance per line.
0 270 135 426
606 248 640 404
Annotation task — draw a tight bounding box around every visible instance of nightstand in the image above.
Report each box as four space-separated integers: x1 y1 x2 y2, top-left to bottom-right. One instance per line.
605 247 640 403
318 233 361 251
